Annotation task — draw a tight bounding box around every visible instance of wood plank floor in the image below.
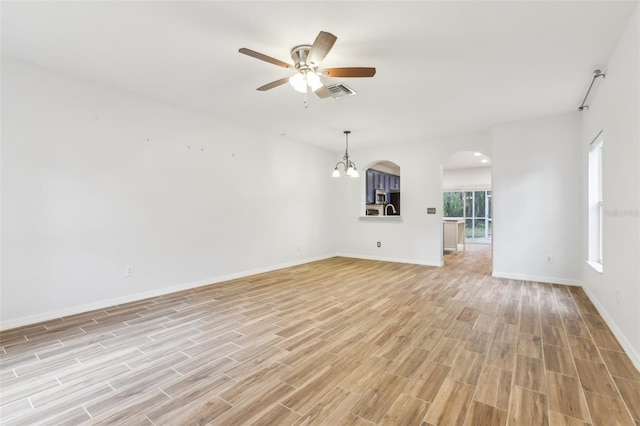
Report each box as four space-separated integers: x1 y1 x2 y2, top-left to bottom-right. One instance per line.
1 245 639 425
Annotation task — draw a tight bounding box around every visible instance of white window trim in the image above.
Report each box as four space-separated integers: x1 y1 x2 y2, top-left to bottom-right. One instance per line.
586 260 603 273
587 132 603 271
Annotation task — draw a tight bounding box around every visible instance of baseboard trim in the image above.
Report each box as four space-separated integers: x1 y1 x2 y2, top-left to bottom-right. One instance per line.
337 253 444 267
492 271 582 286
0 254 334 331
581 285 640 372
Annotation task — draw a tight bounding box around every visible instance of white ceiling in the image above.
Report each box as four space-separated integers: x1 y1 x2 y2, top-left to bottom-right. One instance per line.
2 1 637 152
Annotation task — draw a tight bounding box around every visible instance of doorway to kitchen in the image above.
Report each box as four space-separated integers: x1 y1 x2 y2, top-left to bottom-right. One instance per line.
442 151 492 267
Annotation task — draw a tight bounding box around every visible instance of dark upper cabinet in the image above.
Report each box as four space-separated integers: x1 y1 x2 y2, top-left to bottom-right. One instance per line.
366 170 375 203
389 175 400 191
366 169 400 204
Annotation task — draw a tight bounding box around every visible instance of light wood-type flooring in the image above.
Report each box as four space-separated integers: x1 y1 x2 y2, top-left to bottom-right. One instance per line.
1 245 639 425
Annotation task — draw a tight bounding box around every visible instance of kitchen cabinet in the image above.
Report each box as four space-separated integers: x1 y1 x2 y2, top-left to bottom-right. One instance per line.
389 175 400 191
366 169 400 203
366 170 375 203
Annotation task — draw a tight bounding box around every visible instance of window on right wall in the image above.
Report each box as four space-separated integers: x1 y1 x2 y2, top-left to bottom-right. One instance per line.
588 134 603 271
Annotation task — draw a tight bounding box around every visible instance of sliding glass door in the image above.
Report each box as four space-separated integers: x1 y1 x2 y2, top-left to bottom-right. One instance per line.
444 190 492 243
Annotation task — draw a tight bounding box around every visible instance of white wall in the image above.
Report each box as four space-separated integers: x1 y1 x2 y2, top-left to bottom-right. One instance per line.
582 5 640 368
335 111 586 287
335 132 492 266
492 113 583 285
1 57 337 328
443 167 491 191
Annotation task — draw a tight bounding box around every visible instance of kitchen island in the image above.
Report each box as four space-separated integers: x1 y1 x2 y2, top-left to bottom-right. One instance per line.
443 219 465 251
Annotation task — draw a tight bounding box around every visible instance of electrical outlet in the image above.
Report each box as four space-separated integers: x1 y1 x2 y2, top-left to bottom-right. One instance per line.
377 241 381 248
125 266 134 277
546 256 552 263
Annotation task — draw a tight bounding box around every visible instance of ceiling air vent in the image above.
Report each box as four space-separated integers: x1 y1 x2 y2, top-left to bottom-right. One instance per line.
327 83 357 98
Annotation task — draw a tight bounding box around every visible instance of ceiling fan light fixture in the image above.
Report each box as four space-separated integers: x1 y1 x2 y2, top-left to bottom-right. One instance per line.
306 71 323 91
289 73 307 93
289 71 322 93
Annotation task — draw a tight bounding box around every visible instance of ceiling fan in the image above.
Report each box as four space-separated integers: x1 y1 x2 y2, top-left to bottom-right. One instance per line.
239 31 376 101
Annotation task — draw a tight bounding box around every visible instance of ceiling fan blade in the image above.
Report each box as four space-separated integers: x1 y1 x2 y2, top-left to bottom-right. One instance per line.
314 85 332 99
257 76 291 91
239 48 293 69
308 31 337 66
323 67 376 78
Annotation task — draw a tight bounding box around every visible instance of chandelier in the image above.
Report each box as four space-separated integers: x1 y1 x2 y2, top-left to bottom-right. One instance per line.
332 130 359 178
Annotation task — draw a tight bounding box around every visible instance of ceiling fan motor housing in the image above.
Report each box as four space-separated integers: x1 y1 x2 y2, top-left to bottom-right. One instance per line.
291 45 315 71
